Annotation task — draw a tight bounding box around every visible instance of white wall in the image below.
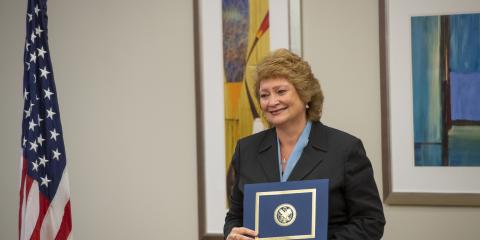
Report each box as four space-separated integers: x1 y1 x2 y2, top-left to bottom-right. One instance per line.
0 0 25 238
302 1 480 239
2 0 480 239
0 0 198 239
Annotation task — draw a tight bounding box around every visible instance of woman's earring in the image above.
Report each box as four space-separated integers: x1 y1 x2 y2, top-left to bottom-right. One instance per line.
306 104 310 109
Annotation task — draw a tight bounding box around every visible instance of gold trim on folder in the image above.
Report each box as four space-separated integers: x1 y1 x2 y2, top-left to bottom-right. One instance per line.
255 188 316 240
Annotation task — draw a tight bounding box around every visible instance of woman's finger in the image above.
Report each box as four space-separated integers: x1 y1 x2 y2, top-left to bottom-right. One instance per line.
228 227 257 240
227 233 253 240
235 227 257 237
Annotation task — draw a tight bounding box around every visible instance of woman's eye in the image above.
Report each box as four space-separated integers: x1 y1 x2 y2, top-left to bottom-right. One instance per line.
260 94 268 98
278 89 287 95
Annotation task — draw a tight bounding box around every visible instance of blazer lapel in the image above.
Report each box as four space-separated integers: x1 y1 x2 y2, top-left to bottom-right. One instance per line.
257 128 281 182
287 121 328 181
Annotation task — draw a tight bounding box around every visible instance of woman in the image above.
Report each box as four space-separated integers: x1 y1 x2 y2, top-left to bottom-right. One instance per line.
224 49 385 240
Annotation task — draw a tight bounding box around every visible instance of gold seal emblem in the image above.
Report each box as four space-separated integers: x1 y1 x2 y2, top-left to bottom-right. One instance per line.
274 203 297 227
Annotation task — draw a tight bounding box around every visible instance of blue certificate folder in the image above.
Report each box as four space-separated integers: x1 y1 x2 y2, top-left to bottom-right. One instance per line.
243 179 329 240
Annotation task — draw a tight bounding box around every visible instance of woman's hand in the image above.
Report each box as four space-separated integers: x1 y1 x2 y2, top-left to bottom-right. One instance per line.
226 227 257 240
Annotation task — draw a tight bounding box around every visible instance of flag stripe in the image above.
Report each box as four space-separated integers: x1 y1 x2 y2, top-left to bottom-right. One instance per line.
55 201 72 240
20 177 29 240
24 175 35 208
41 171 71 239
23 179 39 240
21 174 35 240
19 157 28 239
29 192 50 240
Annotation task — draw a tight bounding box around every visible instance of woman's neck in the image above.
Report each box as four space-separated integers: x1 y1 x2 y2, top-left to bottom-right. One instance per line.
276 117 308 146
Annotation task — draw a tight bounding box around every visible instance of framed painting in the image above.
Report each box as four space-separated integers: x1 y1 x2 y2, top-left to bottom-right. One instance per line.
379 0 480 206
194 0 302 238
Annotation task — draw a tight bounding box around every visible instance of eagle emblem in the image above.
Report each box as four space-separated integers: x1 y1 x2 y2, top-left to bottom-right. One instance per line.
274 203 297 227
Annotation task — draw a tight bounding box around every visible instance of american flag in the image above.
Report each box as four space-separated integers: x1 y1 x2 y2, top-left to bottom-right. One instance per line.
19 0 73 239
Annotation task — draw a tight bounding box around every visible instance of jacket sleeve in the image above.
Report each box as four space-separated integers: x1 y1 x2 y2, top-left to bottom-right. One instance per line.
223 143 243 238
331 139 386 240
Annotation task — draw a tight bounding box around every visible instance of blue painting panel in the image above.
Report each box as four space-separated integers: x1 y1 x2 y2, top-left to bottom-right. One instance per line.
449 14 480 73
411 16 443 166
450 72 480 121
414 143 442 166
411 16 442 144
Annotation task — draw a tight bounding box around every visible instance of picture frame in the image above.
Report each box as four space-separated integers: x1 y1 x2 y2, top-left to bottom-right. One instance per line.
379 0 480 206
193 0 302 239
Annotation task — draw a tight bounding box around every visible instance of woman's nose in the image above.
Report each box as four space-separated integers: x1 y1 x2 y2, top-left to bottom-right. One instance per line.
267 95 279 106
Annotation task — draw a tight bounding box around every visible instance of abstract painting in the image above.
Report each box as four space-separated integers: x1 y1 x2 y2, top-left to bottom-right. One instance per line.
412 13 480 166
223 0 270 204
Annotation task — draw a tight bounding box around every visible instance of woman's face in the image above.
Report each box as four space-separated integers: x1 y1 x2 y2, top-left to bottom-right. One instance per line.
259 77 306 128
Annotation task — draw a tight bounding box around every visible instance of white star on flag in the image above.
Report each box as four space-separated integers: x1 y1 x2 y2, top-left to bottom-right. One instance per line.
37 134 46 146
40 66 50 79
30 52 37 63
29 140 39 152
40 174 52 187
24 89 29 100
37 46 47 58
31 32 37 43
35 26 44 37
44 88 54 100
28 119 38 131
38 114 44 126
52 148 61 160
34 5 40 16
38 155 49 167
50 128 60 141
24 105 32 119
46 107 56 119
32 160 40 172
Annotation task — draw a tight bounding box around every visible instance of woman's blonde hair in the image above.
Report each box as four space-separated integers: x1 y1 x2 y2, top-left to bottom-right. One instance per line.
254 48 324 121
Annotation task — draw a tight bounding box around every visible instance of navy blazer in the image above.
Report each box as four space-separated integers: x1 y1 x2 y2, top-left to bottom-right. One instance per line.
224 121 385 239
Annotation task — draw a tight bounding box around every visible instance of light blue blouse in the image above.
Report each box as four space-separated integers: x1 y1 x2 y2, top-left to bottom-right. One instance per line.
277 121 312 182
